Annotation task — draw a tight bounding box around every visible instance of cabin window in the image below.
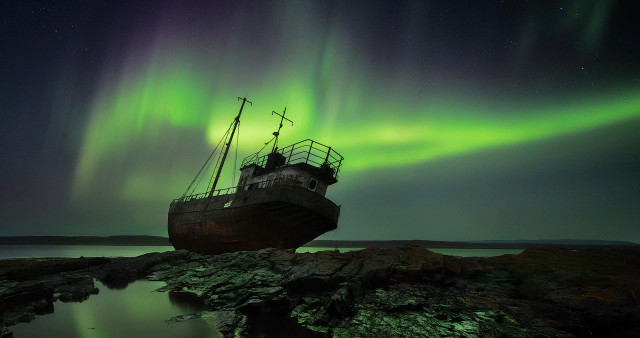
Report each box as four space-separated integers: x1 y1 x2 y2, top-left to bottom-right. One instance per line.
308 179 317 190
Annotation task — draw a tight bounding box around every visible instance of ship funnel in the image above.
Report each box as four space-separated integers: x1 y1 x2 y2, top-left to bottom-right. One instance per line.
265 152 286 170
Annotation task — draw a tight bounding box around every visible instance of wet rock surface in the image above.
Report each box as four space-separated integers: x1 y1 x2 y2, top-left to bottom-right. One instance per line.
1 246 639 337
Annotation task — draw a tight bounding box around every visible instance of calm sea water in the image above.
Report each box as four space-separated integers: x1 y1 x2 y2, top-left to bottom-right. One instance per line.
0 245 523 259
0 245 173 259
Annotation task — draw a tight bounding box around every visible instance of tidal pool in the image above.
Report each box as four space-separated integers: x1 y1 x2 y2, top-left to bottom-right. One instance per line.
10 280 221 338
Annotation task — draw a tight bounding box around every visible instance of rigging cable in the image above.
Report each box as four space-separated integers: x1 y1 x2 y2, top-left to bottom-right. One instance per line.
193 130 227 196
206 121 234 193
184 120 233 197
257 136 276 157
182 124 230 198
181 137 221 198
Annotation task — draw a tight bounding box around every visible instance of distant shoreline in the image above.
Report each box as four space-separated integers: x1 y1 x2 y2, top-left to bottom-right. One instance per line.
307 239 639 249
0 236 636 249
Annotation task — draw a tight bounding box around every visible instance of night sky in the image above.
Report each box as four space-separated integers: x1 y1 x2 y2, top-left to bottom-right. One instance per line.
1 1 639 242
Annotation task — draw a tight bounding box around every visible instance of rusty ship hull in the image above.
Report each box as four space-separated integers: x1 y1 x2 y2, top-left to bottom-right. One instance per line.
168 185 340 254
168 98 343 255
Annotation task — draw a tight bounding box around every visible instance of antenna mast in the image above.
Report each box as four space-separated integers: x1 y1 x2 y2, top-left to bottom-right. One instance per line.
271 107 293 153
208 97 252 197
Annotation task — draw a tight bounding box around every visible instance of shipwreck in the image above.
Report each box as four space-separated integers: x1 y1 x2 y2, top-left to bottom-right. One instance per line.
168 97 343 254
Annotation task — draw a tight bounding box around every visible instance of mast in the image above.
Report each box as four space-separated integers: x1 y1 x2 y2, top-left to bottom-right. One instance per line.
208 97 252 197
271 107 293 153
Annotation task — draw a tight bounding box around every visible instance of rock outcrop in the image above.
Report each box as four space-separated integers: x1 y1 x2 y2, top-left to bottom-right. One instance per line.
1 246 639 337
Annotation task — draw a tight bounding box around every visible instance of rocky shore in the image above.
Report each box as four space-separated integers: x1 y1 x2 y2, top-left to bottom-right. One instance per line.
1 246 639 337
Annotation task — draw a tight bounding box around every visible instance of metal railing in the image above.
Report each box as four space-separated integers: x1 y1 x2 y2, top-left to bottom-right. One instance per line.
171 186 238 205
241 139 343 179
171 176 303 206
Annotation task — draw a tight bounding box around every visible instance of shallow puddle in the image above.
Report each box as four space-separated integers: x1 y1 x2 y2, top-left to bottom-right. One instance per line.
10 280 221 338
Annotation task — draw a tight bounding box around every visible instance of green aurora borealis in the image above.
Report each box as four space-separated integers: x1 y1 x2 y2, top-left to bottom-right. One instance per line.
2 1 639 241
74 55 640 198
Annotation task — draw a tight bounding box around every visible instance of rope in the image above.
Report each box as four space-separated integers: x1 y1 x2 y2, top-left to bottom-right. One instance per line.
257 136 276 155
193 134 223 196
181 135 222 198
182 121 233 198
206 121 234 192
187 126 229 197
